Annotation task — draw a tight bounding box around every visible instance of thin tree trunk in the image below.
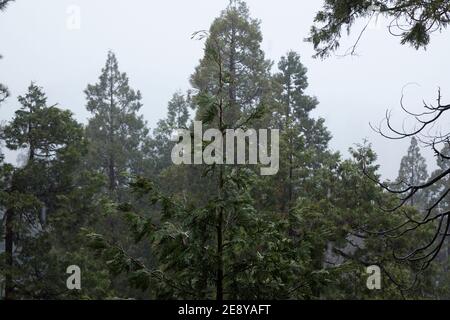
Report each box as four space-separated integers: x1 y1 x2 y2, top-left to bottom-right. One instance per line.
28 111 35 162
286 77 293 212
216 52 226 301
4 208 14 300
108 68 116 192
228 13 238 125
288 149 293 209
108 156 116 191
216 166 224 301
216 95 225 301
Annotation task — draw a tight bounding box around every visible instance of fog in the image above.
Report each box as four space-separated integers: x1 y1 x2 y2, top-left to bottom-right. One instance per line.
1 0 449 179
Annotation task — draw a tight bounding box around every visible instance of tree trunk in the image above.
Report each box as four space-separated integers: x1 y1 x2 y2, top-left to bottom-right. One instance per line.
216 57 226 301
286 77 293 212
216 102 225 301
108 156 116 191
108 68 116 192
216 179 224 301
4 208 14 300
228 15 238 125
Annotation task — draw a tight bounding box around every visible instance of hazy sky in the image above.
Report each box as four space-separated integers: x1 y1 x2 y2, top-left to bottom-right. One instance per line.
1 0 449 179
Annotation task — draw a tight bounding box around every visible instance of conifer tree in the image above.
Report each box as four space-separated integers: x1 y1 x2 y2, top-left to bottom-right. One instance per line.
1 83 85 299
85 51 149 194
395 137 429 207
151 91 191 173
271 51 332 211
191 0 272 126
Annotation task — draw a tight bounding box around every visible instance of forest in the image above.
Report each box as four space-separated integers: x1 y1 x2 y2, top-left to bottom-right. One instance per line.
1 0 450 300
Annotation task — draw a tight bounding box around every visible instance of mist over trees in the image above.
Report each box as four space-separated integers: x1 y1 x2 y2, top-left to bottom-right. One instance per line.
309 0 450 284
1 0 450 300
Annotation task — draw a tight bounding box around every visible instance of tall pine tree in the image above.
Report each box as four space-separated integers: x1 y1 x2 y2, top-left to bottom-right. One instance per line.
191 0 272 126
85 51 149 195
150 91 191 174
270 51 332 212
395 137 429 207
1 83 85 299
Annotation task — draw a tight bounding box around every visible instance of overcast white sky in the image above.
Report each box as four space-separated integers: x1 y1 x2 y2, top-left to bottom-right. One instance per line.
1 0 449 179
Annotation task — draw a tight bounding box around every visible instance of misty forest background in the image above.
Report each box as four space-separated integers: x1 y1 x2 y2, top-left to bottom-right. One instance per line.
1 0 450 300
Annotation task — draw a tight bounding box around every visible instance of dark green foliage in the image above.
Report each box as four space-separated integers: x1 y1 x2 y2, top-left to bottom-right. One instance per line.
83 2 446 300
0 84 114 299
1 0 448 300
308 0 450 58
4 84 85 162
85 51 150 194
150 92 191 174
191 0 272 126
268 51 333 212
394 137 429 207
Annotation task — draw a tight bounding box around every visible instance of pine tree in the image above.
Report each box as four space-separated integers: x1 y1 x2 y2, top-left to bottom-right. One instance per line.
79 1 448 300
191 0 272 126
150 91 190 173
85 51 149 194
86 2 290 300
429 144 450 212
271 51 332 212
427 144 450 282
318 143 443 299
396 137 429 207
0 83 85 299
188 1 272 299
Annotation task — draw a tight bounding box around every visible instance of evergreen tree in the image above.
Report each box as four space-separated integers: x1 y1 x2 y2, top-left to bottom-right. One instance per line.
319 143 444 299
395 137 429 207
84 2 442 300
191 0 272 126
85 51 150 194
0 0 444 300
427 144 450 291
270 51 332 212
308 1 450 277
150 91 191 173
429 144 450 212
87 2 298 300
0 83 85 299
